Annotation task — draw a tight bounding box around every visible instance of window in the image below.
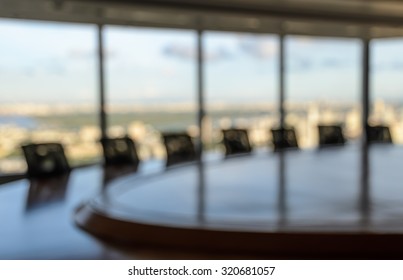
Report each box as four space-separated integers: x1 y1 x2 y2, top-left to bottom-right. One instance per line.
0 20 100 174
285 36 361 148
371 38 403 144
105 26 196 160
205 32 279 150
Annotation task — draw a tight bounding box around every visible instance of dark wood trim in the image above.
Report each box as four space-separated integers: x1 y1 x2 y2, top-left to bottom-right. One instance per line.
77 0 403 26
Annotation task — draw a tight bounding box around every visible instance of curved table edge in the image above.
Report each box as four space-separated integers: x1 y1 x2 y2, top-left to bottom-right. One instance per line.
74 203 403 258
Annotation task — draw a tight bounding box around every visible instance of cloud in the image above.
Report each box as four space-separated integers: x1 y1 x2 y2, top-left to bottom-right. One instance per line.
321 58 349 68
142 85 160 99
289 56 351 71
390 61 403 70
23 67 36 77
376 61 403 71
67 48 116 59
163 44 194 60
161 66 177 77
290 57 350 72
238 36 277 59
288 57 313 72
43 60 66 75
162 43 232 62
205 47 233 62
296 58 313 70
22 58 67 77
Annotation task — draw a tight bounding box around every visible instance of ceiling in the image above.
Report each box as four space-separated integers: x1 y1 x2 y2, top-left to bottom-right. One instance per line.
1 0 403 38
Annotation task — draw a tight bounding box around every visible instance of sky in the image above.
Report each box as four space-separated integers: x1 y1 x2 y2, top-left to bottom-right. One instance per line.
1 18 403 105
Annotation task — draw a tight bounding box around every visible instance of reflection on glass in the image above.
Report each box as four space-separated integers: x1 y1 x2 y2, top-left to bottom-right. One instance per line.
0 19 100 174
205 32 279 151
285 36 361 148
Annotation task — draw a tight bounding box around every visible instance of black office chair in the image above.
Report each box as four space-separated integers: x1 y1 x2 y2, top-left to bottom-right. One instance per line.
318 125 346 147
100 136 139 167
271 128 299 151
21 143 70 178
162 133 196 167
222 128 252 156
367 125 393 144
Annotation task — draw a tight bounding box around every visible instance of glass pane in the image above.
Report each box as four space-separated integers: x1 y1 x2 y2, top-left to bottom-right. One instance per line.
205 32 279 151
371 38 403 144
105 26 196 160
0 19 100 174
286 36 362 148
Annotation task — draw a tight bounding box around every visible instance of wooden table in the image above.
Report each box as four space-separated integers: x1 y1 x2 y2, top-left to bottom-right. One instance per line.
0 159 168 259
2 144 403 259
76 144 403 258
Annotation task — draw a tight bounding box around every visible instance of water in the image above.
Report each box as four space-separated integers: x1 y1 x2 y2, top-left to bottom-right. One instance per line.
0 115 37 129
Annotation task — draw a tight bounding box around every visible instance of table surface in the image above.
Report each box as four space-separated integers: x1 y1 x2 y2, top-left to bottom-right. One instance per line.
91 144 403 230
2 144 403 259
0 158 170 260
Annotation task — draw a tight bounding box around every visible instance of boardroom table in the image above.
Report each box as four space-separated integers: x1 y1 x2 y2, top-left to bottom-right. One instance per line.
2 144 403 259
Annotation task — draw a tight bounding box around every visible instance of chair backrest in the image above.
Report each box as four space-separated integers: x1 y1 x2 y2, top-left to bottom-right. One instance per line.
271 128 299 151
367 125 393 144
318 125 345 147
162 133 196 167
222 128 252 156
100 136 139 166
21 143 70 178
